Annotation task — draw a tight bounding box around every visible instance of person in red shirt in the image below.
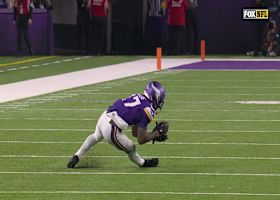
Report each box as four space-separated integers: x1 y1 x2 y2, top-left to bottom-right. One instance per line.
13 0 34 56
87 0 110 55
167 0 188 55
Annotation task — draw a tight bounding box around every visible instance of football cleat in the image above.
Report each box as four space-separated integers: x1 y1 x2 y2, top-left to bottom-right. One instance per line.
67 155 80 168
142 158 159 167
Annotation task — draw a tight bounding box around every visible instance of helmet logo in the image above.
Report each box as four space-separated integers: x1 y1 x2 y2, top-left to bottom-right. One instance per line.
151 82 161 104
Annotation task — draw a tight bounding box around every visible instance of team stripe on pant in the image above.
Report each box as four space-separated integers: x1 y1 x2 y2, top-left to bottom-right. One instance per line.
110 125 129 153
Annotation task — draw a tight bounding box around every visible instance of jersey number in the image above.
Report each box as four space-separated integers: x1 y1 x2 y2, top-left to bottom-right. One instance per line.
124 96 141 107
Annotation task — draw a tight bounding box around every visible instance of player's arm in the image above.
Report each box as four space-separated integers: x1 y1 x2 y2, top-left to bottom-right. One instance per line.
131 124 139 137
136 126 159 145
134 106 157 144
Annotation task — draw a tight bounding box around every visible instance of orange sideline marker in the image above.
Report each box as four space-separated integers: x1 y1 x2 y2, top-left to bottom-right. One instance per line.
200 40 206 61
157 47 162 70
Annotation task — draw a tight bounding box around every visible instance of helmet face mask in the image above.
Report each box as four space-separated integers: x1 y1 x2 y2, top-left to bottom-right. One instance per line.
144 81 165 111
158 99 165 110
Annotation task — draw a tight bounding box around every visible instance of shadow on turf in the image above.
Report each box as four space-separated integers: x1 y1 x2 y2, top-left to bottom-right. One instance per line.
74 159 102 169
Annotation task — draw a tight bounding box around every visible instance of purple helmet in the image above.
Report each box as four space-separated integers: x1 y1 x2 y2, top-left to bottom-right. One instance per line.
144 81 165 110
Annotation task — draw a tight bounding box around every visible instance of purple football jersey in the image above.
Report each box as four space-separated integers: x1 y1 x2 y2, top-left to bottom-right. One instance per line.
107 94 155 129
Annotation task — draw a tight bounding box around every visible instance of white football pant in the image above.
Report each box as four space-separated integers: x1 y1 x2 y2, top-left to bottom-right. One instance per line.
75 111 145 166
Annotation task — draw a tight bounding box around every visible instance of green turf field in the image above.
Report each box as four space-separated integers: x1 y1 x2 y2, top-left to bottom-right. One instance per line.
1 59 280 199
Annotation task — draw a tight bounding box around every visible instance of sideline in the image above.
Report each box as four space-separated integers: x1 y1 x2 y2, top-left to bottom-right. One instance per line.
0 58 200 103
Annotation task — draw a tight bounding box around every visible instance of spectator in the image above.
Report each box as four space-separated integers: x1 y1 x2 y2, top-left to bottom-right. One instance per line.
167 0 189 55
144 0 167 54
186 0 198 55
246 0 280 56
87 0 110 55
76 0 90 54
13 0 34 56
247 21 280 56
265 21 280 56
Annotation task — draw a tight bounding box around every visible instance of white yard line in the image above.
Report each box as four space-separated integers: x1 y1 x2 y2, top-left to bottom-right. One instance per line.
169 130 280 133
237 101 280 105
0 117 97 121
0 128 91 131
2 100 280 107
2 117 280 122
0 58 200 103
0 191 279 196
8 108 280 112
0 171 280 177
1 128 280 133
0 140 280 146
162 119 280 122
6 68 17 71
164 109 280 112
9 108 105 111
0 155 279 160
11 100 113 103
0 100 276 107
6 92 280 96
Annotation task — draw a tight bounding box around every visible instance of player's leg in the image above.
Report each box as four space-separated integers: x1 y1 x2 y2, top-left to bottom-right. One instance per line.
67 131 103 168
105 126 158 167
67 112 105 168
16 17 23 55
22 16 32 55
75 130 103 158
110 127 144 166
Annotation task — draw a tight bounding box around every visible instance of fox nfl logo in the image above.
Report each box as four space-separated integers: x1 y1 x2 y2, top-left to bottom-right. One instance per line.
242 8 269 20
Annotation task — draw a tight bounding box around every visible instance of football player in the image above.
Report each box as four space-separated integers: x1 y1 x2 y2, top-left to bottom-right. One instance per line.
67 81 166 168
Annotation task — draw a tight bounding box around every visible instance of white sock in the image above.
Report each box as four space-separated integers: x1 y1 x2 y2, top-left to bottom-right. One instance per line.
75 134 99 158
128 150 145 166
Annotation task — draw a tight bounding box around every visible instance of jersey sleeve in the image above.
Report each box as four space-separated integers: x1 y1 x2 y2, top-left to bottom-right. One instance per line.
139 107 154 129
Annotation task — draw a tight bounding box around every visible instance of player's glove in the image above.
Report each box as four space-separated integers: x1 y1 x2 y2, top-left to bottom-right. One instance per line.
152 121 169 144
